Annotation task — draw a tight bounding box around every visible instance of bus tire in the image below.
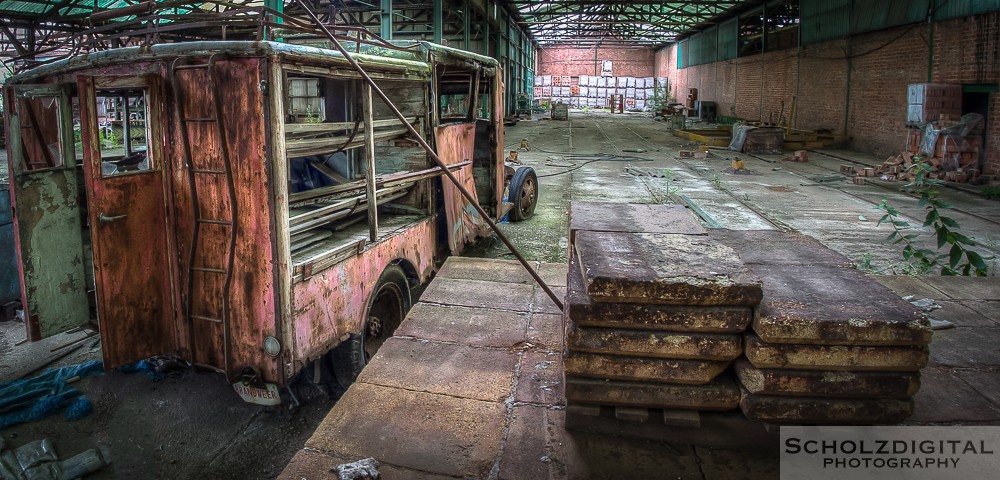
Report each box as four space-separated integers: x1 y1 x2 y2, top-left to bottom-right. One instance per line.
509 167 538 222
331 264 411 390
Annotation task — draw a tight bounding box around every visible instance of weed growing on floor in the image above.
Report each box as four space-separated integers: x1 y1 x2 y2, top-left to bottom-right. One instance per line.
662 168 675 182
710 174 722 189
878 159 992 276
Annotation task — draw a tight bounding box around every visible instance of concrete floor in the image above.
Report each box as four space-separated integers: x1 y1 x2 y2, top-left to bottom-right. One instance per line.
2 111 999 478
277 258 999 479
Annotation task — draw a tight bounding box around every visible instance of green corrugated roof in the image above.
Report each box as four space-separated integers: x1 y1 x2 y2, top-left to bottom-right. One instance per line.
0 0 190 19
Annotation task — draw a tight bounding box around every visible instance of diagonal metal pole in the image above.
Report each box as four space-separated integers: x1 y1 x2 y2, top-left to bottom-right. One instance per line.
293 0 564 312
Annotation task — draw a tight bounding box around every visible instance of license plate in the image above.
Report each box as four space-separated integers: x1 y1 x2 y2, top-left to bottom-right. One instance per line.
233 382 281 405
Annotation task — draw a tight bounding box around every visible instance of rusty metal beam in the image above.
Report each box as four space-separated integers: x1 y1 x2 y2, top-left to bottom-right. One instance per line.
293 0 564 312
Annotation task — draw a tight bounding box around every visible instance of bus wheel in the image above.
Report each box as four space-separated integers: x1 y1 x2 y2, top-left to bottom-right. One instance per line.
330 264 411 390
509 167 538 222
362 264 411 362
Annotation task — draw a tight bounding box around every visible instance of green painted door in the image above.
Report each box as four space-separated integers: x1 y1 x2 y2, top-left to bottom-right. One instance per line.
6 84 91 340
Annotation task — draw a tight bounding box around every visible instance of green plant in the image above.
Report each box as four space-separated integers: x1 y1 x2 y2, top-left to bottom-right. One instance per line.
100 127 122 148
878 160 991 276
858 252 875 272
710 174 722 189
661 168 675 182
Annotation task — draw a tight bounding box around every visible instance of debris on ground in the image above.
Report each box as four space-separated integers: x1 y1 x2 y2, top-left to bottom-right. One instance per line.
331 457 380 480
0 436 108 480
116 356 191 381
624 166 673 178
0 361 103 430
783 150 809 163
903 296 954 330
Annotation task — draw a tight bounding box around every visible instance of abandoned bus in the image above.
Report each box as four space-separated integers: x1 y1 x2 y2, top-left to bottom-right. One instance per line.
3 39 538 403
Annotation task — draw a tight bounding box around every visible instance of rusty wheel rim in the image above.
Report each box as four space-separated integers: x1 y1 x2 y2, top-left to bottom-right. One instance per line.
364 282 404 361
519 177 537 217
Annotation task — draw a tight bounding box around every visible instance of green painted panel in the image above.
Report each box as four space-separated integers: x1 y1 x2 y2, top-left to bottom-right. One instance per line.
800 0 850 45
701 25 719 65
934 0 1000 20
8 85 90 338
718 17 739 60
687 32 703 66
852 0 929 35
964 83 1000 93
678 40 685 69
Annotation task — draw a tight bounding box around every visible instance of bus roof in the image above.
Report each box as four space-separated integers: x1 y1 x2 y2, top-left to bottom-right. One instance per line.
7 40 500 85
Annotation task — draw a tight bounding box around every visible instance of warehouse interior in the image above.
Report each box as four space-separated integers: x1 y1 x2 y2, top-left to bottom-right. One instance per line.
0 1 998 479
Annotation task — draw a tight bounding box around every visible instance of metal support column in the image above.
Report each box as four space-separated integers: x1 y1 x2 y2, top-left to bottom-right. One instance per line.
463 0 470 50
483 0 490 56
433 0 443 44
264 0 283 24
380 0 393 40
363 83 379 242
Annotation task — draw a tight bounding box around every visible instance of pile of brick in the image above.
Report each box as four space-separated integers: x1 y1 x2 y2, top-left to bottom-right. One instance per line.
906 83 961 125
849 113 987 184
563 204 763 420
534 75 668 110
709 230 932 425
904 119 989 184
846 152 918 184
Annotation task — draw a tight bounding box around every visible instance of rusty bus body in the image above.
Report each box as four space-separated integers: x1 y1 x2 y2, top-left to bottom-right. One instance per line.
3 41 520 400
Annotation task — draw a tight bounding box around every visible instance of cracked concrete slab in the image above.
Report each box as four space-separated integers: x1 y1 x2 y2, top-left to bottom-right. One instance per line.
564 350 731 384
751 264 931 346
565 373 741 410
744 333 929 371
734 358 920 398
567 321 743 361
567 255 753 332
575 231 763 306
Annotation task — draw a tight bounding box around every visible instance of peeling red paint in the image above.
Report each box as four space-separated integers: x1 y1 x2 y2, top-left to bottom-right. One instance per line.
435 123 489 255
290 219 437 367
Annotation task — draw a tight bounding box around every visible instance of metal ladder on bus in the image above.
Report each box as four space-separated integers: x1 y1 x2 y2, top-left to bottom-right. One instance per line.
169 53 237 376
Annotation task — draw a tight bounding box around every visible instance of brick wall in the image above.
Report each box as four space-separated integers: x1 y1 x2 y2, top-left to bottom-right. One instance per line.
537 46 655 77
654 12 1000 174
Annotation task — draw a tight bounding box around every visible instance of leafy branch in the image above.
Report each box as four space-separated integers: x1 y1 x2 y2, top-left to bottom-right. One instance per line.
877 159 990 276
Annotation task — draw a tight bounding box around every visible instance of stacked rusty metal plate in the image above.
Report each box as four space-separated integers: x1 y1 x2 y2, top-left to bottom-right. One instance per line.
564 225 764 415
710 229 932 425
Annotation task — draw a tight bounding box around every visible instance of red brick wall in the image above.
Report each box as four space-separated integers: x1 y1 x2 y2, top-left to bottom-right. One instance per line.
536 46 655 77
654 12 1000 174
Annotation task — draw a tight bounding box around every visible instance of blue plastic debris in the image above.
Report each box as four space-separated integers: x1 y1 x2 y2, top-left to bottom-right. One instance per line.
0 360 103 430
116 359 165 381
